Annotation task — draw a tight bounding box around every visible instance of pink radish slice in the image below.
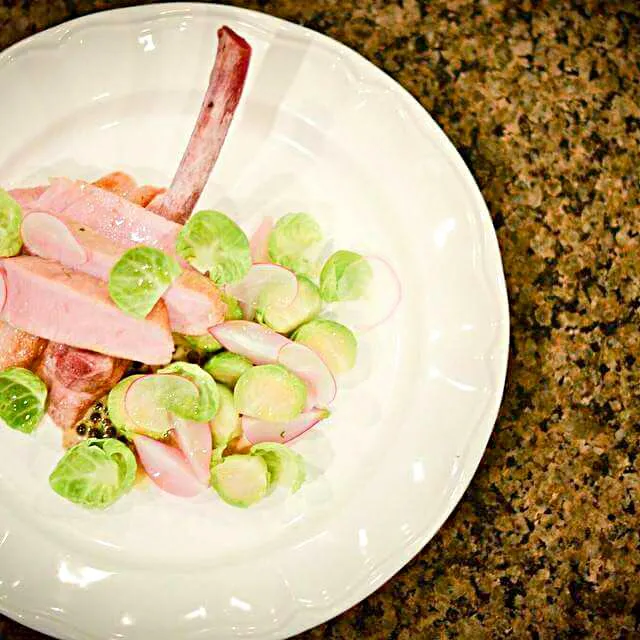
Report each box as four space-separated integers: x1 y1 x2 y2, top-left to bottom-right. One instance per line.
329 256 401 333
133 435 204 497
277 343 337 407
125 374 200 436
210 321 289 365
249 217 273 263
226 263 298 318
173 418 212 486
242 409 330 445
22 212 87 267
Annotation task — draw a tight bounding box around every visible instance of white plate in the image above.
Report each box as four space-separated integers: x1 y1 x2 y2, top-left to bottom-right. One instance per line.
0 4 509 639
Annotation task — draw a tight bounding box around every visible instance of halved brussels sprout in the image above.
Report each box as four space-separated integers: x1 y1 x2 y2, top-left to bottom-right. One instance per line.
174 333 222 355
0 188 23 257
251 442 306 493
268 212 323 277
256 275 321 334
210 385 242 448
176 210 251 284
292 319 357 374
0 367 47 433
49 438 137 509
204 352 253 388
234 364 306 422
211 454 269 508
109 246 181 318
319 250 372 302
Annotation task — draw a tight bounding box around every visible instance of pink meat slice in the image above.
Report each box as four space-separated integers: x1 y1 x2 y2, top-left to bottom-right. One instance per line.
30 178 182 260
35 343 128 445
0 256 173 364
147 27 251 224
23 217 226 335
129 185 166 208
8 186 47 208
0 321 46 370
93 171 138 198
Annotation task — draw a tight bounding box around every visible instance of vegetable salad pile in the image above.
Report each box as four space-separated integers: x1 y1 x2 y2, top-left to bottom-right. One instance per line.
0 193 399 509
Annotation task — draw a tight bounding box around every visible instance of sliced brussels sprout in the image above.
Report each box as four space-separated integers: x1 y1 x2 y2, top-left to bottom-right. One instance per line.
210 445 226 471
221 291 244 320
0 367 47 433
268 212 323 276
234 364 306 422
107 374 145 435
174 333 223 355
158 362 219 422
251 442 306 493
292 319 357 374
211 454 269 508
209 384 241 448
319 250 372 302
0 188 23 257
204 352 253 387
256 275 321 334
49 438 137 509
109 246 181 318
175 210 251 285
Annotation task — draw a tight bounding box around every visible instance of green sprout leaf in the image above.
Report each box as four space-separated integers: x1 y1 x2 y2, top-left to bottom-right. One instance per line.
49 438 137 509
0 188 23 257
268 213 323 277
0 367 47 433
319 250 372 302
109 246 181 318
176 210 251 285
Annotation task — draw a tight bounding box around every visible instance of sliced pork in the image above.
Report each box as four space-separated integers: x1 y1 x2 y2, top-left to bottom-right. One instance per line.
148 27 251 224
35 343 128 445
22 215 226 334
0 321 46 370
26 178 182 260
8 186 46 207
0 256 173 364
93 171 138 198
129 185 166 208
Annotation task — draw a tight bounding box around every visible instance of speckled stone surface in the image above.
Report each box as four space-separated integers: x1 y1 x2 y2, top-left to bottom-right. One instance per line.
1 0 639 638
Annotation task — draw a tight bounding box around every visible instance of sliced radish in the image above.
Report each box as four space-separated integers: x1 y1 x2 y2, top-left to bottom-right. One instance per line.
22 212 87 267
173 418 213 486
209 321 289 365
277 342 337 407
328 256 401 333
226 263 298 319
125 374 200 437
249 217 274 263
242 409 330 445
133 435 204 497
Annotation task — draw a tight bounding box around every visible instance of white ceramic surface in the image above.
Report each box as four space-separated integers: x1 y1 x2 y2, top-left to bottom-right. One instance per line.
0 4 509 639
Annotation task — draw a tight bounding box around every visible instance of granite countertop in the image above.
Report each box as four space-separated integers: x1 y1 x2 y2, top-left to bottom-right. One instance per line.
1 0 638 638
